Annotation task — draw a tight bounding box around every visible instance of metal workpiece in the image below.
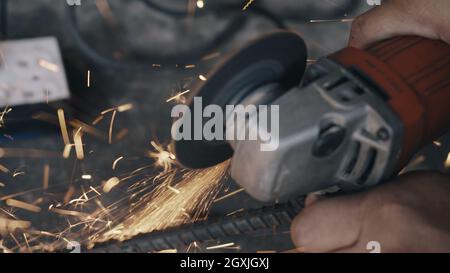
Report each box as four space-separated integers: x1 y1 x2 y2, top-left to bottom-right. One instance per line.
88 199 304 253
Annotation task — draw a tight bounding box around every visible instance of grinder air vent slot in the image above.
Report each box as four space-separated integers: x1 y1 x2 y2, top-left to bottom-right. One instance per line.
343 141 361 175
357 148 377 185
323 76 349 90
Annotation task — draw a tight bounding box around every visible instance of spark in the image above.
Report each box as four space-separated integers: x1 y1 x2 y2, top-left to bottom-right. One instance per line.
206 242 235 250
23 234 31 253
186 241 201 252
95 160 230 243
108 110 117 145
196 0 204 9
185 64 196 69
149 141 176 173
166 89 190 103
226 208 244 216
81 174 92 180
310 18 354 23
158 249 178 253
101 103 134 115
62 144 72 159
70 119 106 139
73 128 85 160
63 186 76 204
103 177 121 193
167 185 181 194
409 155 425 168
199 74 207 81
0 218 31 234
57 109 70 145
38 59 59 72
117 103 134 113
0 106 12 128
34 112 105 139
49 208 88 218
87 70 91 87
0 164 10 173
213 188 244 203
42 164 50 190
112 156 124 170
90 186 102 196
433 141 442 147
242 0 254 11
12 171 25 178
6 199 42 213
92 115 104 125
202 52 221 61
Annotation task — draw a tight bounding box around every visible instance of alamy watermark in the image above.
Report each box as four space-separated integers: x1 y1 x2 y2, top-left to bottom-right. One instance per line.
66 0 81 6
367 0 382 6
366 241 381 253
171 97 280 151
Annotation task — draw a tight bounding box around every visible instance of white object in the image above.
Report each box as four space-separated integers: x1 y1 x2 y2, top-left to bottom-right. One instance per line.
0 37 70 107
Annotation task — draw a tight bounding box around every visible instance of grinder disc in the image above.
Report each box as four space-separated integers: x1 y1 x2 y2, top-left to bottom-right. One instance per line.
174 31 307 169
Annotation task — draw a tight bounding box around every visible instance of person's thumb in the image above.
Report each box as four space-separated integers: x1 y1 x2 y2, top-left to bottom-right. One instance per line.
291 193 366 252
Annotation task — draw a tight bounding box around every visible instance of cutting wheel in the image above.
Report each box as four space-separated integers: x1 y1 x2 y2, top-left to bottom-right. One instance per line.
174 31 307 169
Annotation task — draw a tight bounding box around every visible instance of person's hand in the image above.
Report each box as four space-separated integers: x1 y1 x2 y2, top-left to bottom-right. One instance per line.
349 0 450 48
290 172 450 252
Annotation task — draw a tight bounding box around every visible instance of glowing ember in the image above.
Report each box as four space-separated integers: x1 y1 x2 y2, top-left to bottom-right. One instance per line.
94 160 230 243
6 199 42 213
38 59 59 72
57 109 70 145
148 141 176 173
206 242 235 250
242 0 255 11
87 70 91 87
42 165 50 190
102 177 121 193
196 0 204 9
166 90 190 103
0 106 12 128
81 174 92 180
112 156 124 170
73 128 85 160
0 218 31 235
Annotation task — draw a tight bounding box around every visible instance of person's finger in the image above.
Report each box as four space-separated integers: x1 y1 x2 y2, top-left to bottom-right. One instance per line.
291 192 366 252
304 193 324 207
349 2 439 48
